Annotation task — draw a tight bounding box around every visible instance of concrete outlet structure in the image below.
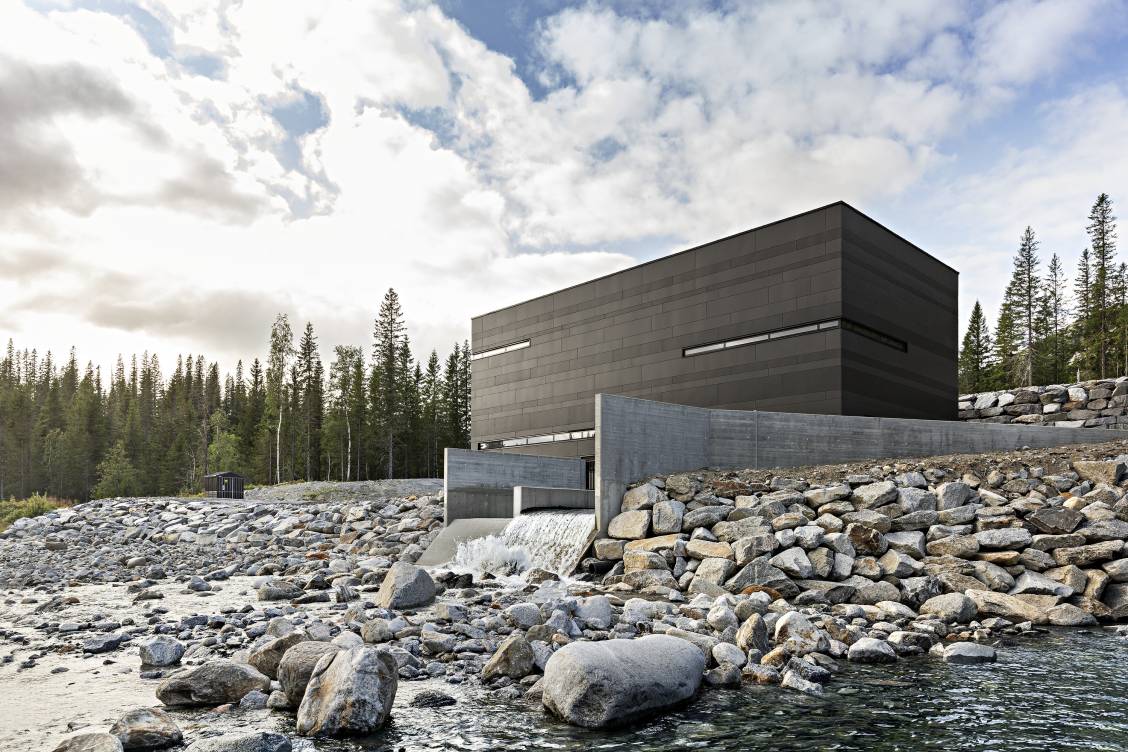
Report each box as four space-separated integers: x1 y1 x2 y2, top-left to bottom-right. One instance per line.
420 201 1128 565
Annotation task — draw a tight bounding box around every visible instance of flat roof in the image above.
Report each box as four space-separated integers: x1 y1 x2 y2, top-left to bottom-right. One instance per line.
473 200 956 320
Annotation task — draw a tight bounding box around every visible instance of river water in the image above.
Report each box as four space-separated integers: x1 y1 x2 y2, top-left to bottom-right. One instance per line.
311 628 1128 752
4 577 1126 751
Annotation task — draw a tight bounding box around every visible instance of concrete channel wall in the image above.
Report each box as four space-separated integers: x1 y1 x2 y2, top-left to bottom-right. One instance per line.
443 448 586 525
594 393 1128 535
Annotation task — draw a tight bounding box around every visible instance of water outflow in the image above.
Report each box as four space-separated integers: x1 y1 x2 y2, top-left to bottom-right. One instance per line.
451 510 596 578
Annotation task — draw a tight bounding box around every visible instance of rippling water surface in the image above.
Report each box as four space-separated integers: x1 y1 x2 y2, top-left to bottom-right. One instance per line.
312 628 1128 752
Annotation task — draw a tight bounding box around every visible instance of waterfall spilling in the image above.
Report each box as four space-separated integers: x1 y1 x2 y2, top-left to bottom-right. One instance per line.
451 509 596 578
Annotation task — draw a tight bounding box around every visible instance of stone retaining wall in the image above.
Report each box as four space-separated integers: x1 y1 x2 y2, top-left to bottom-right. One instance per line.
960 378 1128 429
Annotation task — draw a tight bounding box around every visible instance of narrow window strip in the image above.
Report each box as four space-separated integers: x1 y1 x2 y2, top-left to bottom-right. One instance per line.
683 318 905 357
471 339 531 361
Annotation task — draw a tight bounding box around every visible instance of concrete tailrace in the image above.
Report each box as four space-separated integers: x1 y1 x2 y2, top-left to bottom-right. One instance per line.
415 517 510 568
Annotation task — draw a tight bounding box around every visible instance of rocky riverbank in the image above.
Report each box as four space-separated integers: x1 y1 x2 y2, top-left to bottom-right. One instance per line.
4 443 1128 749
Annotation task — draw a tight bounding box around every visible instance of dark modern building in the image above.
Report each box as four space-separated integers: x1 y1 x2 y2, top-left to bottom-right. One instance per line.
470 202 958 462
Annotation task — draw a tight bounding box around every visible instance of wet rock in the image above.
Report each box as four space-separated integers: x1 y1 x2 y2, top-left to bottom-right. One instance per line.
110 707 182 750
504 602 543 628
780 670 824 696
735 613 770 654
376 563 435 609
965 590 1044 623
239 690 269 709
279 642 343 707
919 593 977 623
296 646 398 737
1044 603 1097 626
184 732 291 752
410 689 457 708
138 636 185 668
847 637 896 663
943 642 997 664
156 661 270 707
248 632 307 679
482 634 535 681
541 635 704 728
52 733 124 752
774 611 826 655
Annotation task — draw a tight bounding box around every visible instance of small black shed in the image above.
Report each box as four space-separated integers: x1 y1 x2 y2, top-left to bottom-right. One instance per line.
204 471 245 499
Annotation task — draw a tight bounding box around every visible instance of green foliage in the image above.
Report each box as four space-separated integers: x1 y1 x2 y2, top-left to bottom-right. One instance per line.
93 440 140 499
965 193 1122 390
959 301 994 393
0 493 71 532
0 288 471 500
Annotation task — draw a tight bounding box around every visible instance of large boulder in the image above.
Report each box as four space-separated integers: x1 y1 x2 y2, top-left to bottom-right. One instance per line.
943 642 997 664
482 634 535 680
257 579 304 602
1073 460 1125 486
965 589 1044 623
773 611 826 655
847 637 896 663
138 637 185 668
248 632 307 679
278 642 343 707
1010 571 1073 597
110 708 182 748
622 483 663 511
183 733 291 751
609 510 651 539
919 593 977 623
1027 507 1083 535
52 734 123 752
110 708 182 750
541 635 704 728
295 647 398 737
975 529 1032 551
156 661 270 707
376 563 435 609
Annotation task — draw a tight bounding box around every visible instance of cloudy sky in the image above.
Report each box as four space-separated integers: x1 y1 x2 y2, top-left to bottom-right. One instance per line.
2 0 1127 375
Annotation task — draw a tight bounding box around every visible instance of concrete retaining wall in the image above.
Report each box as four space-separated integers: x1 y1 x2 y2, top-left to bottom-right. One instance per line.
595 393 1128 535
444 448 586 525
514 486 595 516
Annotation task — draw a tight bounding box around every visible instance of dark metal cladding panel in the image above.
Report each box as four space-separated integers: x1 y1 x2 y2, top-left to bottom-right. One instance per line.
471 202 956 456
839 205 958 419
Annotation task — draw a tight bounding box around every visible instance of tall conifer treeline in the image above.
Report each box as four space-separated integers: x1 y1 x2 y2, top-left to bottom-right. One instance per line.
0 288 471 501
959 193 1121 392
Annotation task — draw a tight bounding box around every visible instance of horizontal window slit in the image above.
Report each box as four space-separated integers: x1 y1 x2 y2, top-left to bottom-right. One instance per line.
682 318 905 357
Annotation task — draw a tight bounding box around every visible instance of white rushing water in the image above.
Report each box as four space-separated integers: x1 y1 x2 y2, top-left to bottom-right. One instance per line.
451 510 596 578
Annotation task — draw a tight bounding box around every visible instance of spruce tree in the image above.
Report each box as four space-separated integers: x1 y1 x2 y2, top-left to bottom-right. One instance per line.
373 289 406 479
959 301 993 393
1038 253 1069 383
1088 193 1118 377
